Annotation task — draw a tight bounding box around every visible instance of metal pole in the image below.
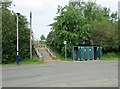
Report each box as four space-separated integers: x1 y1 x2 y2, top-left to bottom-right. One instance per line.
30 12 32 59
119 1 120 19
65 45 67 61
17 15 18 56
16 14 19 64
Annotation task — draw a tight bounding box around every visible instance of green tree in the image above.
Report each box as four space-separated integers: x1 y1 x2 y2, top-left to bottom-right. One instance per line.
2 7 30 64
48 0 92 56
40 34 46 41
90 20 118 52
47 0 119 57
0 0 12 7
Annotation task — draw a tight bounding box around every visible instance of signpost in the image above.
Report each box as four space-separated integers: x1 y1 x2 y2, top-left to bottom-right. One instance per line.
64 41 67 61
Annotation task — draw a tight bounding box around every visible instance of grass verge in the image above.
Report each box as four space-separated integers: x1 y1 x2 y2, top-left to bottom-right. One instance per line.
48 47 72 62
20 57 43 64
2 57 43 66
102 52 120 60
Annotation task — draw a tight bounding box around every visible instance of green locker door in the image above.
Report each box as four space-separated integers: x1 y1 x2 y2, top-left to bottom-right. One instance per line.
78 47 83 61
97 47 102 59
88 47 94 60
83 47 89 60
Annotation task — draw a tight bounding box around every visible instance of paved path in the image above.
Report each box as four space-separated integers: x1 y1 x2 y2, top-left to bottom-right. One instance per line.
38 48 51 58
2 60 118 87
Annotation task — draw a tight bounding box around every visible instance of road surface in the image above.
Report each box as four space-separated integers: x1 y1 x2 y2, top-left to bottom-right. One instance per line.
2 60 118 87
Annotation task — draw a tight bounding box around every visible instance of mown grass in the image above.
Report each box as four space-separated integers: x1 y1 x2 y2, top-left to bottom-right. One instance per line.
53 51 72 62
20 57 43 64
2 57 43 66
102 52 120 60
48 47 72 61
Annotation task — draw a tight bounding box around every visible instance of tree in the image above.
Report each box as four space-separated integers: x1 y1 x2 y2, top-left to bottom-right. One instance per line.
2 7 30 64
48 1 92 56
90 20 118 52
0 0 12 7
40 34 46 41
47 0 118 57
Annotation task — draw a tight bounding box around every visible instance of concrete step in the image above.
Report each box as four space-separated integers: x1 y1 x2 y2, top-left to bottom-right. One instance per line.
38 48 51 58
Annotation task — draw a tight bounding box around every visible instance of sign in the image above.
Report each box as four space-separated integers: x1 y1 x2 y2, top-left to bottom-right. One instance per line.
64 41 67 45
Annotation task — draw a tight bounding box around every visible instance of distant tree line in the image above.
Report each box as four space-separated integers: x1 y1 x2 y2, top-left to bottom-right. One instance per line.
47 0 119 57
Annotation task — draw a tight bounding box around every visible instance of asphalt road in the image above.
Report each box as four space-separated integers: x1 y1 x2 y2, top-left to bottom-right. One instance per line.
2 60 118 87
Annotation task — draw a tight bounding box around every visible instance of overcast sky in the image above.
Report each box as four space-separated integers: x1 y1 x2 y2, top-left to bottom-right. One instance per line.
10 0 119 40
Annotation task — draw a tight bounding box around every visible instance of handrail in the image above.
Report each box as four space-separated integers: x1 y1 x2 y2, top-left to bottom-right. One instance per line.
34 47 43 58
46 48 57 60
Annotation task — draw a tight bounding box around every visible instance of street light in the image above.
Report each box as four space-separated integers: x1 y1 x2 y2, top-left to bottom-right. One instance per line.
16 13 20 65
64 41 67 61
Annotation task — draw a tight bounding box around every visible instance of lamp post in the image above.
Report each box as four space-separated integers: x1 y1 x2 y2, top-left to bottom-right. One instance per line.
16 13 20 65
64 41 67 61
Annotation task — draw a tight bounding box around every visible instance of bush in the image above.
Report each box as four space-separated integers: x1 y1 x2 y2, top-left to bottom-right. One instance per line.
102 52 119 60
2 8 30 64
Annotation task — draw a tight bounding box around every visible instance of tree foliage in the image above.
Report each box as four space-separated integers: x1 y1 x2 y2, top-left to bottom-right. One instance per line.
2 7 30 64
90 20 118 52
0 0 12 7
40 34 46 41
47 0 118 57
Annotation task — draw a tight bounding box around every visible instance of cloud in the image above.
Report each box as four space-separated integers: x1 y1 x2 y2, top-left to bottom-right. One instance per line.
11 0 118 40
97 0 118 12
13 0 43 9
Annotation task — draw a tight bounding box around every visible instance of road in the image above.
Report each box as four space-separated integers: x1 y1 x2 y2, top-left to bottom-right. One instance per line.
2 60 118 87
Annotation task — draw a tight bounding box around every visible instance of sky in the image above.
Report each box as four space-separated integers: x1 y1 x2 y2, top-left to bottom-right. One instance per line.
10 0 119 40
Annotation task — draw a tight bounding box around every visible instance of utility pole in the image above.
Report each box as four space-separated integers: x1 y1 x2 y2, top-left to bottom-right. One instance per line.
30 12 32 59
119 1 120 19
